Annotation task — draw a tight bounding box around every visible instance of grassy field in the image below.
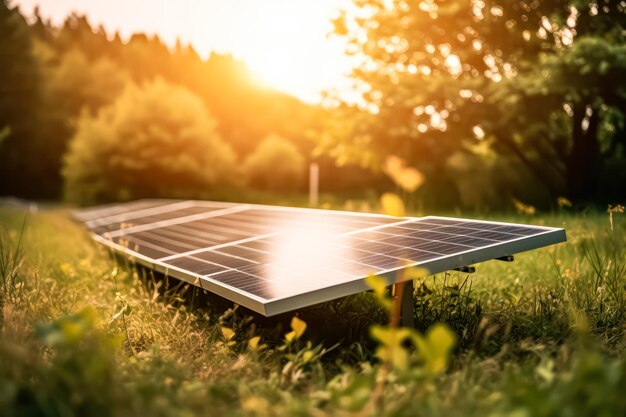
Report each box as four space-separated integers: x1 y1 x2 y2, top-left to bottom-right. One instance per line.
1 206 625 417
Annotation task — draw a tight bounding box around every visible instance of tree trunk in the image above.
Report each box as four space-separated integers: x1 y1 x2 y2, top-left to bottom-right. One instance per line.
493 128 561 197
566 105 601 202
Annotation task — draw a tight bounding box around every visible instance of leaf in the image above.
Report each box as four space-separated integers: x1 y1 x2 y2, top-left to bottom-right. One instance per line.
290 316 307 339
36 308 98 347
365 273 385 294
365 274 391 309
302 350 314 363
536 359 555 383
405 267 429 281
410 323 457 376
248 336 261 350
385 344 410 372
371 325 408 345
285 331 296 343
221 326 235 341
381 193 405 217
370 325 413 371
428 324 456 354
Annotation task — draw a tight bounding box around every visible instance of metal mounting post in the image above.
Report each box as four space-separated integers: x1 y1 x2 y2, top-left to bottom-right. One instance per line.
392 280 415 328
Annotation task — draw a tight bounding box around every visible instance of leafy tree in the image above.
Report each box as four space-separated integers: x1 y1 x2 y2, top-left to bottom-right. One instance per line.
53 14 112 61
46 14 318 162
243 134 306 191
329 0 626 205
0 0 45 197
63 79 237 204
45 49 130 117
487 3 626 201
39 49 131 198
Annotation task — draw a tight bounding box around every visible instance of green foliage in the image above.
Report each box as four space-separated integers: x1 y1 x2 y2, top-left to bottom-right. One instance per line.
45 48 130 116
495 350 626 417
366 271 457 376
42 13 317 162
2 308 123 417
62 79 237 204
410 323 456 376
490 34 626 201
0 223 25 290
0 218 25 331
284 316 307 343
1 1 623 205
365 273 392 309
327 0 626 206
243 134 305 191
413 274 482 348
369 326 410 371
562 230 626 336
1 207 626 416
0 0 46 197
1 8 321 200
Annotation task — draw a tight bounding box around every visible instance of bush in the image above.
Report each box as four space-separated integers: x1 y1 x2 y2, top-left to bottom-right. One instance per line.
62 79 236 204
243 134 305 191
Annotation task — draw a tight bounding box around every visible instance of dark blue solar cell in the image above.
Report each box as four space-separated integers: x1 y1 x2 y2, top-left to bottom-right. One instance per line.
77 199 566 315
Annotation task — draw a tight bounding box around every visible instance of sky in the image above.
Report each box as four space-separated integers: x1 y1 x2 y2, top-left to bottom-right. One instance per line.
14 0 354 103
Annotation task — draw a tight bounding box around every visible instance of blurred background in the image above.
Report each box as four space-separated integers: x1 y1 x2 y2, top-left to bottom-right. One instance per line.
1 0 624 211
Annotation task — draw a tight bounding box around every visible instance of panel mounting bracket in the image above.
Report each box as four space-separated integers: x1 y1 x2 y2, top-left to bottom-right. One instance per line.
453 266 476 273
496 255 514 262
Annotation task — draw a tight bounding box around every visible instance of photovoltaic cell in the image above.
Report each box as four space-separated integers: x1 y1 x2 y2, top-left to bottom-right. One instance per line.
75 199 566 316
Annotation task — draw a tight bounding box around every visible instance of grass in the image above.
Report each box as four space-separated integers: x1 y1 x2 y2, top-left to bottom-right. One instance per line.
0 206 625 417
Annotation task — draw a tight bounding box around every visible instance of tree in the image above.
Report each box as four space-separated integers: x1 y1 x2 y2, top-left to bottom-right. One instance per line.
243 134 306 191
35 48 131 197
63 79 237 204
0 0 45 197
40 12 320 163
329 0 626 205
45 49 129 117
53 14 111 61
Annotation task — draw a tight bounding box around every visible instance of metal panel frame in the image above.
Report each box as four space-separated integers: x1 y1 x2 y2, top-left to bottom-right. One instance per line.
263 225 565 315
81 202 567 316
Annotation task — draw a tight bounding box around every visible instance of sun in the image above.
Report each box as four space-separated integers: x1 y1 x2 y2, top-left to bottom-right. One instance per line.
228 0 353 103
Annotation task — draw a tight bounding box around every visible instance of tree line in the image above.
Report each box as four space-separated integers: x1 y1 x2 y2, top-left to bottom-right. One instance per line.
0 2 380 203
0 1 624 209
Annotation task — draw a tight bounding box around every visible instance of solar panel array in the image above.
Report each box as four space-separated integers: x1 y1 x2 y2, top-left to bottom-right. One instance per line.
75 199 566 316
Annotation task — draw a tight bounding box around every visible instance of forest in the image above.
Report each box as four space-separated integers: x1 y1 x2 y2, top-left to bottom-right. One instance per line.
1 0 624 210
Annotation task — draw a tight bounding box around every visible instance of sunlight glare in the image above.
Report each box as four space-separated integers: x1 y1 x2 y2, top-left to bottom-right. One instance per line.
267 216 357 297
237 1 353 102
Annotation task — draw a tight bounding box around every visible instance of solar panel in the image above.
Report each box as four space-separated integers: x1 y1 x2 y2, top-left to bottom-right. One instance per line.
74 199 566 316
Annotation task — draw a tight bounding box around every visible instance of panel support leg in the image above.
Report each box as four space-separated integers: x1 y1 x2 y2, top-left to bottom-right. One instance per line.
392 280 414 328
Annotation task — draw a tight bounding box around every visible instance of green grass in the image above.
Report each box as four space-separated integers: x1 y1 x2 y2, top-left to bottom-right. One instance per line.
1 207 625 417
